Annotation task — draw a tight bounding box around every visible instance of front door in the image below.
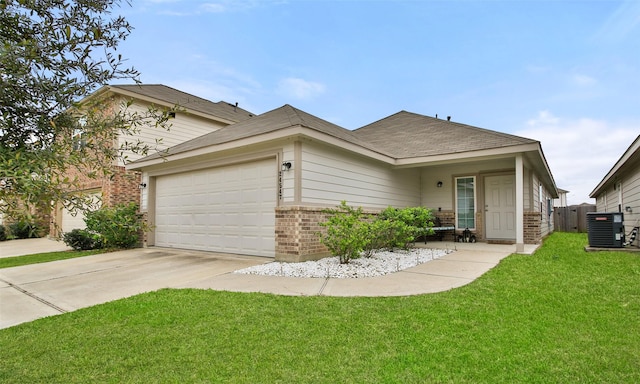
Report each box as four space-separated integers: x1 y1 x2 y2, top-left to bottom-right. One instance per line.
485 175 516 240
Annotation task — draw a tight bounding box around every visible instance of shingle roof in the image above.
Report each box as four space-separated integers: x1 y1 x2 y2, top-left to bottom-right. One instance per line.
137 104 378 161
109 84 254 123
131 105 543 165
352 111 537 158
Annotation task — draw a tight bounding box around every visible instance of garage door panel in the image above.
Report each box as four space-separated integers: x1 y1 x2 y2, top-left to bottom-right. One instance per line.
155 159 276 257
61 191 102 233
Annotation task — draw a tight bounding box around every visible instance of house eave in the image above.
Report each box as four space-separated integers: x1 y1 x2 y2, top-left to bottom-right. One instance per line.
126 125 396 171
394 142 558 198
106 86 239 125
589 135 640 198
393 143 540 167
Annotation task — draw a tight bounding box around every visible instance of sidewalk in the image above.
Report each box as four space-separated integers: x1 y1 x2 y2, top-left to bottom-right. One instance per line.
0 238 71 258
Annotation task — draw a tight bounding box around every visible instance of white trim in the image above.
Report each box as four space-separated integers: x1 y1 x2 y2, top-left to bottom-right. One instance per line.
516 154 524 252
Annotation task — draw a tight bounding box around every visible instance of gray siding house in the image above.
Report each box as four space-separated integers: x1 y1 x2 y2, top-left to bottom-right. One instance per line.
129 105 558 262
590 135 640 238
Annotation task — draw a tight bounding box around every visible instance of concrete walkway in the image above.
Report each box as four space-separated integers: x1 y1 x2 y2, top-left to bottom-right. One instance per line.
0 237 71 258
0 238 537 329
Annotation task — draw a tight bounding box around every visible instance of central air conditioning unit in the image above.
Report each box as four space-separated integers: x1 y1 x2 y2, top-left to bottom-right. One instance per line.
587 212 625 248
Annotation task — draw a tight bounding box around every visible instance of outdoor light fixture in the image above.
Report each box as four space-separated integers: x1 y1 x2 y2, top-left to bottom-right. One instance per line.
282 161 292 171
625 206 632 213
437 181 443 188
139 182 147 189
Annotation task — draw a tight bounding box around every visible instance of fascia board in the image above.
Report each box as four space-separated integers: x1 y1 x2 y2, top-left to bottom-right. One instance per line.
105 86 237 125
590 135 640 197
394 143 541 167
127 125 396 170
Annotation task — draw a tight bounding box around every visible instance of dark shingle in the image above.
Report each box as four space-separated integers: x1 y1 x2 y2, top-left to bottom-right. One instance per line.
353 111 537 158
110 84 254 123
137 105 378 161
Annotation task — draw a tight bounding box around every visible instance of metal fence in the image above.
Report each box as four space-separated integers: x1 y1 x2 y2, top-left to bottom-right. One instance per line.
554 204 596 233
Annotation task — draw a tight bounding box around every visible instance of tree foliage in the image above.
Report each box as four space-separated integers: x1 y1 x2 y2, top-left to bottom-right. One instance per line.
0 0 172 223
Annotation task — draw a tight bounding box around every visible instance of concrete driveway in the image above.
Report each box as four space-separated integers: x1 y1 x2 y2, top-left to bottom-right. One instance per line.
0 247 271 329
1 239 524 330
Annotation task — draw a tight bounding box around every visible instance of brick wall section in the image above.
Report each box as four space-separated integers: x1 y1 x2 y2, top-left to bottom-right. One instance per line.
104 166 141 207
475 211 484 242
275 206 332 262
49 165 143 238
524 211 542 244
433 210 456 242
276 206 544 262
435 211 455 227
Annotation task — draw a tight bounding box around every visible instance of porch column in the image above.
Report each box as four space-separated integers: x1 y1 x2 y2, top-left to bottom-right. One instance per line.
515 154 525 252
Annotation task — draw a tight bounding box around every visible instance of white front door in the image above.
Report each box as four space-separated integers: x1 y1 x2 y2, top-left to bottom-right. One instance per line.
485 175 516 240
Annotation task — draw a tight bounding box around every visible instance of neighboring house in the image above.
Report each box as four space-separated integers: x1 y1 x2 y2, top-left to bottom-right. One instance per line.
129 105 558 262
553 188 569 208
589 134 640 237
50 84 254 237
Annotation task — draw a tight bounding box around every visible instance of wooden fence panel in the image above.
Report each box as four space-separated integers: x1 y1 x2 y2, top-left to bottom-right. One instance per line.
554 204 596 232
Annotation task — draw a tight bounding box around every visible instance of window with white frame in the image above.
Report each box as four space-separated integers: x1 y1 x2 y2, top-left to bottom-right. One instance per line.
455 176 475 229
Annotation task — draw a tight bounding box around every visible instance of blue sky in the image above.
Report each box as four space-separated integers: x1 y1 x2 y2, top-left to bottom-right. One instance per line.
117 0 640 205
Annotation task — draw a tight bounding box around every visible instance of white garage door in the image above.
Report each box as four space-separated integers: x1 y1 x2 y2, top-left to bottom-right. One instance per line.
61 192 102 233
154 159 277 257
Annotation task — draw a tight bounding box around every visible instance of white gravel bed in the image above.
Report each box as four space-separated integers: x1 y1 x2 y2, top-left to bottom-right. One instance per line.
234 247 453 279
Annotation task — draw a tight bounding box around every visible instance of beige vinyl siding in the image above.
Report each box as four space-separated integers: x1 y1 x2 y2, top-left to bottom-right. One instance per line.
623 173 640 212
530 172 554 238
540 183 553 238
280 143 296 202
300 142 421 208
621 168 640 233
140 173 150 211
523 168 532 210
419 158 514 211
595 194 606 212
598 185 621 213
117 100 226 166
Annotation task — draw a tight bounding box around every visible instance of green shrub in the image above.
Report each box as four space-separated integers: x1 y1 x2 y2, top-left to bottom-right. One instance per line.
0 225 6 241
63 229 104 250
320 201 372 264
84 203 146 249
376 206 434 250
320 203 436 262
8 220 41 239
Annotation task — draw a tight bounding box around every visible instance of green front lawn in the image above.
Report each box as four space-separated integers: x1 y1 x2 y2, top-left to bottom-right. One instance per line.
0 249 108 269
0 233 638 383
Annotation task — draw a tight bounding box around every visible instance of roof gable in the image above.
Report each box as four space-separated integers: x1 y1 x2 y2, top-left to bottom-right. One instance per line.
352 111 537 158
137 104 377 161
108 84 255 123
590 134 640 197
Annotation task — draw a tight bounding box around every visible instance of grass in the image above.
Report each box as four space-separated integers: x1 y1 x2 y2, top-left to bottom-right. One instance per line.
0 249 109 269
0 233 638 383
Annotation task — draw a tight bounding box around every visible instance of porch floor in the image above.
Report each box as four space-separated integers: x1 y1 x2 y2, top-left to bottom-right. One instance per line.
416 240 540 255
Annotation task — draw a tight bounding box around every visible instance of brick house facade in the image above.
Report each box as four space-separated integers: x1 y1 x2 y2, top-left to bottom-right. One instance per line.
49 84 255 238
